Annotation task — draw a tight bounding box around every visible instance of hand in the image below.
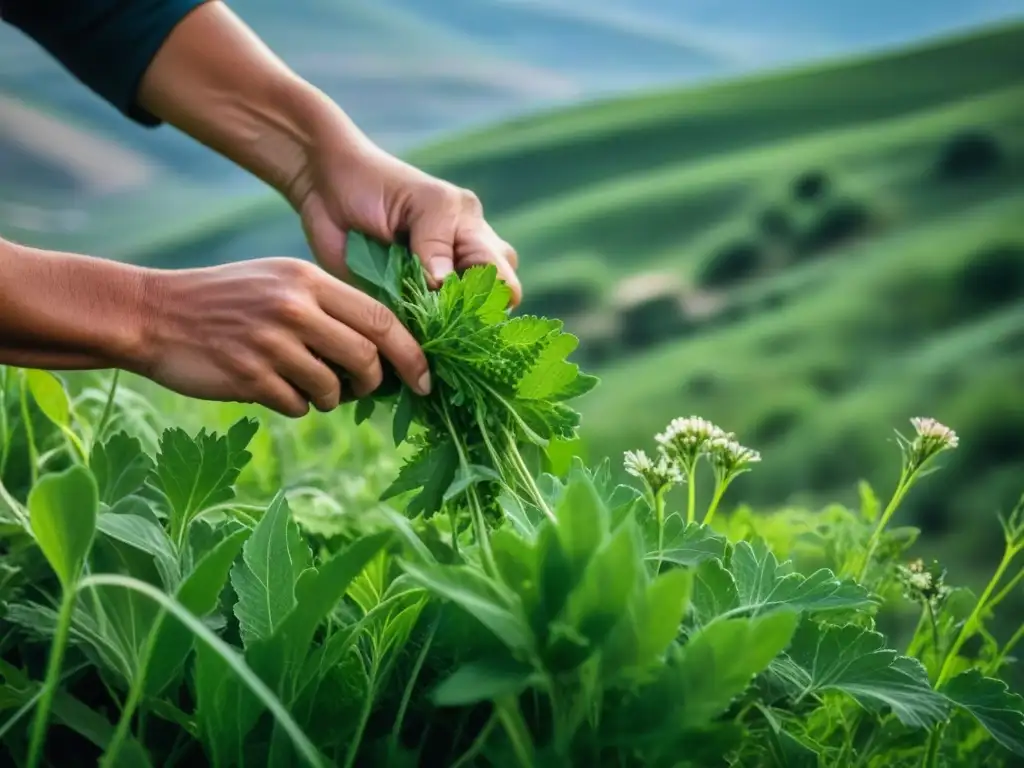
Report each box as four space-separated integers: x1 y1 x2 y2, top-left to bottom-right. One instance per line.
135 258 431 417
290 130 522 306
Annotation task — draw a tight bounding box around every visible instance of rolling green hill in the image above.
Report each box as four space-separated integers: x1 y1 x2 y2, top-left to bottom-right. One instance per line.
113 21 1024 579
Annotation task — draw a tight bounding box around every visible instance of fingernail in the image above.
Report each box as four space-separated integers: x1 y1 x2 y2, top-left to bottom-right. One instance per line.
429 256 453 283
416 370 432 396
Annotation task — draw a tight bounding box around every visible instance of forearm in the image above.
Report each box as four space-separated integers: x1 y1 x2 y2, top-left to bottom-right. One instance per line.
0 238 149 372
136 1 372 204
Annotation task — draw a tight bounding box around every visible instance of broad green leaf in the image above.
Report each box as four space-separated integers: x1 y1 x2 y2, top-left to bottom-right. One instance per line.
248 531 393 694
25 369 71 429
757 706 821 768
674 610 798 727
691 539 875 624
443 463 503 503
554 469 608 578
90 431 153 505
96 509 179 590
401 560 531 652
549 518 642 670
153 417 258 543
231 493 311 646
768 621 948 728
651 517 727 568
146 528 251 697
602 568 693 676
943 670 1024 756
432 657 538 707
354 396 376 425
29 465 98 589
347 231 400 303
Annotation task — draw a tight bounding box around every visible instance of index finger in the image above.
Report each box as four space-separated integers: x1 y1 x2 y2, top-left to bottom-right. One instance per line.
314 275 432 396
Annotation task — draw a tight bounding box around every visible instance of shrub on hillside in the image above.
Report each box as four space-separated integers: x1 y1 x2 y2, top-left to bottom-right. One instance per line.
935 129 1004 181
792 169 830 202
757 206 794 242
618 293 688 349
697 239 764 288
956 241 1024 314
796 197 871 257
517 282 602 319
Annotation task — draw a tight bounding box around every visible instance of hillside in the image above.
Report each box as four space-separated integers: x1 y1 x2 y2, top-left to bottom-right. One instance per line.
99 22 1024 578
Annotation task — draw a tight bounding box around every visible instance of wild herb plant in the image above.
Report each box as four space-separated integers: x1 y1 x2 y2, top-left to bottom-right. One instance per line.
0 237 1020 767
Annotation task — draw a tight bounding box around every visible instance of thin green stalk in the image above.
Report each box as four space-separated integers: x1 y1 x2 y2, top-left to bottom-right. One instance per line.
450 713 497 768
988 622 1024 676
504 429 555 522
654 488 666 572
0 366 10 474
703 478 729 527
985 566 1024 614
26 588 77 768
857 472 913 583
19 372 38 486
387 615 439 763
921 727 942 768
93 369 121 448
344 652 380 768
685 462 697 525
469 486 499 578
937 546 1016 687
495 696 535 768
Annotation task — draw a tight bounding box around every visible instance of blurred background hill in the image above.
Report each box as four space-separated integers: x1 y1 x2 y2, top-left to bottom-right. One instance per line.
2 1 1023 579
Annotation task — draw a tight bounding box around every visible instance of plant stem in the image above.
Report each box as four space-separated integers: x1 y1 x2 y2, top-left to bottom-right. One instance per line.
921 727 941 768
936 545 1016 687
654 488 666 573
344 654 380 768
989 622 1024 676
505 430 554 522
857 471 912 583
27 588 77 768
685 462 697 525
495 696 534 768
985 565 1024 614
469 487 499 578
703 479 729 527
93 369 121 448
19 372 38 486
387 615 439 763
450 713 497 768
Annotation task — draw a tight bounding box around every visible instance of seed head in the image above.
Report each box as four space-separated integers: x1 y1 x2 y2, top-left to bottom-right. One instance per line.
656 416 730 467
624 448 683 494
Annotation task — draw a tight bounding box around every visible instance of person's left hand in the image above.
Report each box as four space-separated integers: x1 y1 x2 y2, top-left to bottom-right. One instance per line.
289 127 522 307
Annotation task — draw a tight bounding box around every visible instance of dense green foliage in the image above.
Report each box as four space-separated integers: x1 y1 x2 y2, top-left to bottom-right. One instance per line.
1 243 1022 766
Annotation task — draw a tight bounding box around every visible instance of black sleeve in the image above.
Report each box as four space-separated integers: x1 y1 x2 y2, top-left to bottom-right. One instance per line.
2 0 208 126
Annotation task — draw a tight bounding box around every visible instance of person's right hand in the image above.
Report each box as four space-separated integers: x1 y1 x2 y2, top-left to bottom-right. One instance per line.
134 257 430 417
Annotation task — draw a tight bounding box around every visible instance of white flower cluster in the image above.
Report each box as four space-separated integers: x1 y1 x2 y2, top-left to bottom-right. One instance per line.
706 436 762 476
897 558 952 608
655 416 731 467
623 449 683 494
910 417 959 450
900 417 959 472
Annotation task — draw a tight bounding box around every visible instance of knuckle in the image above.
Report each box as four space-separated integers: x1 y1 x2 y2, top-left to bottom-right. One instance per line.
351 337 379 373
363 299 395 337
270 289 310 325
458 187 483 216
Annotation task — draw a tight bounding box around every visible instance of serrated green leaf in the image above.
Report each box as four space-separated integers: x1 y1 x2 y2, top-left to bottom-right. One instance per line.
153 417 258 543
381 438 459 518
146 528 251 697
691 539 875 624
943 669 1024 756
29 465 98 589
248 530 393 694
90 431 153 505
231 493 311 646
675 610 799 727
393 387 415 446
652 517 727 568
432 657 538 707
769 621 948 728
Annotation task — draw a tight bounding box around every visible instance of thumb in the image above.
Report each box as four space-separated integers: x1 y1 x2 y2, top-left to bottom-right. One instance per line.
301 196 348 279
409 214 456 288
